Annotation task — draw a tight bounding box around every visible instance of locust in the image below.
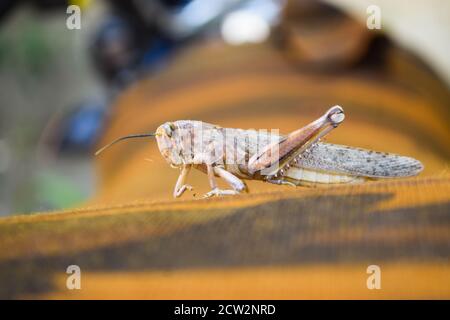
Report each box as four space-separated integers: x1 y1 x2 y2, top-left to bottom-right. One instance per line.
96 106 423 198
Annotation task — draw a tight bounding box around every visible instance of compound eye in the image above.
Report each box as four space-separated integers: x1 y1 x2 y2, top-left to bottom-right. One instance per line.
162 123 174 137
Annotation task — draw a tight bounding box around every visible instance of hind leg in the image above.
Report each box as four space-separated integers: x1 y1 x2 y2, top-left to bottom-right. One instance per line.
202 165 246 198
214 167 248 193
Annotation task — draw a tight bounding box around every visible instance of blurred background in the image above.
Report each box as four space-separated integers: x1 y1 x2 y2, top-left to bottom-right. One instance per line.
0 0 449 215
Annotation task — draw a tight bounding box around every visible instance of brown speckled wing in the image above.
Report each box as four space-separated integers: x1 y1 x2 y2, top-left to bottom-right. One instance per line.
296 142 424 178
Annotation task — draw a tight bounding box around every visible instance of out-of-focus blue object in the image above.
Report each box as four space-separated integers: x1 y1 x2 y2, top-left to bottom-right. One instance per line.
60 100 106 152
139 37 174 73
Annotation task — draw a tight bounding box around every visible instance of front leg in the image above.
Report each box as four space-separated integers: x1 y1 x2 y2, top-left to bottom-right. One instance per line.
173 165 193 198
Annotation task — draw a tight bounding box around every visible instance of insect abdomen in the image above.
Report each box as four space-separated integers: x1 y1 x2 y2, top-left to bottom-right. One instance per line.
284 167 366 185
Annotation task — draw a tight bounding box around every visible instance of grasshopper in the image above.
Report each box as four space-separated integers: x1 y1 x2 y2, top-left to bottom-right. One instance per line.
96 106 423 198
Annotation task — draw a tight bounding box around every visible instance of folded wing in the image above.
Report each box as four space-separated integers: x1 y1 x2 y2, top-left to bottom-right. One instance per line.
295 142 424 178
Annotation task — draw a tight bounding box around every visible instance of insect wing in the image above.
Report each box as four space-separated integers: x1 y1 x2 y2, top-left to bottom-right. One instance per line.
297 143 424 178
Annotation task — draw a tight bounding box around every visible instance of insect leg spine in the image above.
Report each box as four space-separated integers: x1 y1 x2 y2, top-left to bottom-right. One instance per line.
272 141 322 179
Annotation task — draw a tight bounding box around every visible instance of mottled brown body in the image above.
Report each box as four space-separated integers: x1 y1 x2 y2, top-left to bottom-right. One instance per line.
98 106 423 198
152 107 422 198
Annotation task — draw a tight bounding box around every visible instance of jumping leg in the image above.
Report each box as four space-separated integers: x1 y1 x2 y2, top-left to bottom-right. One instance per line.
203 165 243 198
248 106 345 178
214 167 248 193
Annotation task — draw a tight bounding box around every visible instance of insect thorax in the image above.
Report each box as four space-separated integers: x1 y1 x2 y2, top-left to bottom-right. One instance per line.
157 121 282 176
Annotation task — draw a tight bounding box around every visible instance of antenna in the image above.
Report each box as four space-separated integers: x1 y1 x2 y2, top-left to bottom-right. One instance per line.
95 133 156 156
